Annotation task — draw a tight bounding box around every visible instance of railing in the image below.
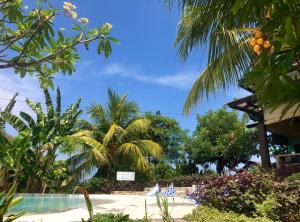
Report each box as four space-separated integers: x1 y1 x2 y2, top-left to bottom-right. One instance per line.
276 153 300 177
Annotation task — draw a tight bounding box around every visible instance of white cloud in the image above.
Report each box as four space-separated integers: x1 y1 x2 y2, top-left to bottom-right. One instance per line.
0 69 43 116
100 63 199 89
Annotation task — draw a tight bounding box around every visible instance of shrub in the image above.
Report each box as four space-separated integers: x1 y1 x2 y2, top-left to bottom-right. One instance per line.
85 213 147 222
82 178 112 194
284 172 300 184
185 206 272 222
145 174 218 187
190 171 274 216
255 183 300 222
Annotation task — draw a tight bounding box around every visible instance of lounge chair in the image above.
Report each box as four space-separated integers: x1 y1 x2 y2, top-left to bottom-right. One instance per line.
162 183 176 197
146 183 160 196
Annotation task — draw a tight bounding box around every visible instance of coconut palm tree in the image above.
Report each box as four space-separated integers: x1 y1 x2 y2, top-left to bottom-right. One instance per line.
69 119 162 179
69 89 162 179
87 88 139 135
171 0 300 113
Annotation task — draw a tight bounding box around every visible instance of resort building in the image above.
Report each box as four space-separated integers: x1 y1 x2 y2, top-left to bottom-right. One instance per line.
228 79 300 175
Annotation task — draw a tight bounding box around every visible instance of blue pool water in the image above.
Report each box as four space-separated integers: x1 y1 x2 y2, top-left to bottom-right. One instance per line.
9 194 113 213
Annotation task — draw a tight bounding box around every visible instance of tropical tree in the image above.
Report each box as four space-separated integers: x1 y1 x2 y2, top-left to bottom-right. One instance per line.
145 111 188 162
0 93 18 191
71 119 162 179
186 107 258 174
87 88 139 134
168 0 300 114
2 87 84 193
0 0 118 87
69 89 162 179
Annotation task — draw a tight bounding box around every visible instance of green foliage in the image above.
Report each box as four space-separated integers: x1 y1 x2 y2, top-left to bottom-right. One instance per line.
190 171 274 217
186 108 258 174
145 112 188 162
172 0 300 115
156 194 174 222
255 183 300 222
0 0 118 87
1 88 86 193
70 89 162 179
83 213 147 222
190 169 300 221
284 172 300 184
82 178 111 194
185 206 272 222
154 161 178 180
0 185 25 222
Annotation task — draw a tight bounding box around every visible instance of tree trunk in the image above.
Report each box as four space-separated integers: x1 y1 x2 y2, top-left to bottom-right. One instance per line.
257 122 271 169
216 157 225 175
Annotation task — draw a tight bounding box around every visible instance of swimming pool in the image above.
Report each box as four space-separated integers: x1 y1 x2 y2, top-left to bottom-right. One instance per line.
10 194 114 213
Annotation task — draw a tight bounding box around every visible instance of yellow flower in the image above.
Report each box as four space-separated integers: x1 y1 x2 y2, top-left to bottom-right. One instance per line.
104 22 113 30
79 17 89 24
71 11 77 19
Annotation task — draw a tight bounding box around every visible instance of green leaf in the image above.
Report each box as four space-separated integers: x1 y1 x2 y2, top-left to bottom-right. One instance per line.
107 37 120 44
232 0 242 15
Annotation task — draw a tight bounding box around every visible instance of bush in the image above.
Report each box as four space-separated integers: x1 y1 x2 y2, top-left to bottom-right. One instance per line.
83 213 147 222
145 174 218 187
82 178 112 194
284 172 300 184
82 174 216 194
190 171 273 216
190 169 300 221
185 206 272 222
256 183 300 222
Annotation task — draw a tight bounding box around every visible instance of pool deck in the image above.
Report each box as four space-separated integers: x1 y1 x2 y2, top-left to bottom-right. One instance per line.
14 194 195 222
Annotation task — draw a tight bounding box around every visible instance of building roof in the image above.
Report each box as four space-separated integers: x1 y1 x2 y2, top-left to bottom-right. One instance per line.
227 95 263 122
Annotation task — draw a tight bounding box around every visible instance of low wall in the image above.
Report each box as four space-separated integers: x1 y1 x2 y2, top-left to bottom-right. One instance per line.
113 186 193 196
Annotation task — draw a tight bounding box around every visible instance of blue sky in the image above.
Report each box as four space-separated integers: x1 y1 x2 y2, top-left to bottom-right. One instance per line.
0 0 249 134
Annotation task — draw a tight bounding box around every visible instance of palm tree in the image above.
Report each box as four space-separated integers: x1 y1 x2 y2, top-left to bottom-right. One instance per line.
171 0 300 113
69 89 162 179
172 0 258 113
70 119 162 179
87 88 139 134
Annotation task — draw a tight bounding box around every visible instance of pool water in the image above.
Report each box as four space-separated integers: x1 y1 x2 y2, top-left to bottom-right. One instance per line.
9 194 113 213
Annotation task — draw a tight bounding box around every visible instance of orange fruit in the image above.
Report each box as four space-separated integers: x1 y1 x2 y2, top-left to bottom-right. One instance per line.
263 40 271 48
256 38 264 45
253 44 262 55
250 38 257 46
255 30 263 38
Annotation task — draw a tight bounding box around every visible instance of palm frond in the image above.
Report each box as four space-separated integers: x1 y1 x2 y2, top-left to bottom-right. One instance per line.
183 29 254 113
69 130 107 163
103 124 124 145
132 140 163 159
123 118 150 138
118 143 148 170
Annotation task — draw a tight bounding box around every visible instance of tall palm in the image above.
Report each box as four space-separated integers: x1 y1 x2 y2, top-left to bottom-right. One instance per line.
87 88 139 134
173 0 261 113
70 89 162 179
70 119 162 179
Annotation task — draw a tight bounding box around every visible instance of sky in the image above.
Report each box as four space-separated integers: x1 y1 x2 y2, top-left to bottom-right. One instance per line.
0 0 250 135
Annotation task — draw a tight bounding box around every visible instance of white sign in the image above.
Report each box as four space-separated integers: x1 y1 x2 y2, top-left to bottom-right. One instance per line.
116 171 135 181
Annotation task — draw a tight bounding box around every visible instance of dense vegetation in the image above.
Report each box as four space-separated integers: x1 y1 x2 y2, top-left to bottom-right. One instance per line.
1 0 300 222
